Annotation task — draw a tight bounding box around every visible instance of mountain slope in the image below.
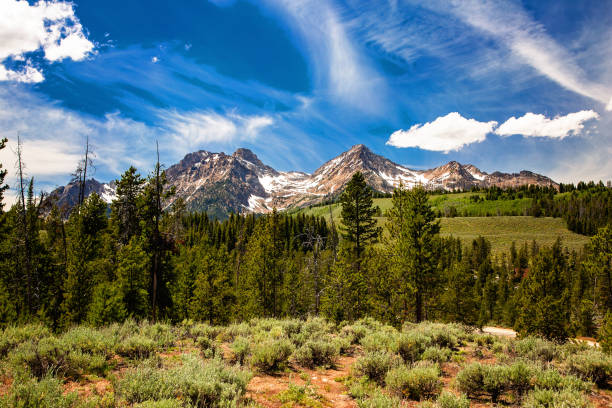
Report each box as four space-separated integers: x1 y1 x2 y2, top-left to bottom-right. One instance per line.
46 144 558 217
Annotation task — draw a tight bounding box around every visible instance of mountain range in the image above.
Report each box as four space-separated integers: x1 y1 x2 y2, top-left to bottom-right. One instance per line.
47 144 558 218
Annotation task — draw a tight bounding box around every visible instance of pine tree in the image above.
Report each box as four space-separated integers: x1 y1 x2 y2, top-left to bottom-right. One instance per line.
386 185 440 322
111 166 145 245
339 172 380 258
514 241 571 341
116 237 150 318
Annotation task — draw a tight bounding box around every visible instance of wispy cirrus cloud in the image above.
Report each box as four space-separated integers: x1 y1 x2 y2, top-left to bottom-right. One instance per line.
0 0 95 83
159 109 275 150
495 110 599 138
415 0 612 110
261 0 388 114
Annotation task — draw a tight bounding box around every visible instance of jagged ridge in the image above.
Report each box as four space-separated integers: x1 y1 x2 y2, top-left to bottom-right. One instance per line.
47 144 558 218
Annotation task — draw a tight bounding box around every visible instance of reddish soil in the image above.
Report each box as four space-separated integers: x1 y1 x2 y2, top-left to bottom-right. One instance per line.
63 377 112 398
245 355 358 408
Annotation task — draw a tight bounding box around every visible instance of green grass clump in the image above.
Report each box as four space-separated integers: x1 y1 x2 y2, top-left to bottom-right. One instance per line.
277 383 323 408
230 336 250 365
196 336 220 359
394 333 429 363
522 388 592 408
510 336 557 362
133 400 183 408
421 347 452 364
250 339 294 372
117 354 251 407
10 337 108 379
533 369 591 392
385 364 442 400
566 349 612 387
456 363 509 402
0 324 51 357
116 335 157 359
0 376 78 408
293 339 338 368
356 388 402 408
436 391 470 408
354 351 401 385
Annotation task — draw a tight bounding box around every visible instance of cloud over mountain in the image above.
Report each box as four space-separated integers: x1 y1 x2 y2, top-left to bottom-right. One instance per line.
386 112 497 152
495 110 600 139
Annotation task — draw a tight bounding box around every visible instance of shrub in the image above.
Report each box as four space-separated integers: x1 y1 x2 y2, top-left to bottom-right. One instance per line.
230 336 250 365
385 364 442 400
436 391 470 408
511 337 556 362
353 351 401 385
293 339 338 368
533 369 591 392
0 376 78 408
60 326 116 357
133 400 183 408
507 361 536 397
277 383 323 407
456 363 510 402
188 323 220 340
356 389 402 408
10 337 108 379
361 330 398 353
0 324 50 357
196 336 220 359
566 349 612 387
250 339 294 372
522 388 592 408
421 347 451 364
140 323 176 348
117 354 251 407
116 335 157 359
394 333 429 363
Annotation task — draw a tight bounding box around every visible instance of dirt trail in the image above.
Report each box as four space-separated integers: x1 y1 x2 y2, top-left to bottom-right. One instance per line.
482 326 600 347
246 355 357 408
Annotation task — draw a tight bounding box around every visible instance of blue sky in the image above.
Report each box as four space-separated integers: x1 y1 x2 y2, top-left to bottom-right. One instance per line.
0 0 611 200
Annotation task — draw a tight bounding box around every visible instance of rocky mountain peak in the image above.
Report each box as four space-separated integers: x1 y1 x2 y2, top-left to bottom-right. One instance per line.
46 144 559 219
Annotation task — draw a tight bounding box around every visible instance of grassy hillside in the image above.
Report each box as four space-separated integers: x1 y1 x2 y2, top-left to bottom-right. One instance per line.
1 319 609 407
439 216 590 255
297 193 533 219
294 196 589 255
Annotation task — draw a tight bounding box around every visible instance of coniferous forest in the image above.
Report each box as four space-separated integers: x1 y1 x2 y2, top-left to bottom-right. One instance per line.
0 138 611 407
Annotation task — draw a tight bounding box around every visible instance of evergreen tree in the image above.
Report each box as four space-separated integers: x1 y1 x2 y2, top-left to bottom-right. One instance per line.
339 172 380 258
515 241 571 341
116 237 150 318
111 166 145 245
386 185 440 322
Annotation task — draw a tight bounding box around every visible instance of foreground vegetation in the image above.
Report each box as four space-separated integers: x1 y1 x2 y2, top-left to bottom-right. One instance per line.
1 318 611 407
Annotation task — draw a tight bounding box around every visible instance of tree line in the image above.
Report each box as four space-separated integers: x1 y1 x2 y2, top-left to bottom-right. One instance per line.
0 139 611 347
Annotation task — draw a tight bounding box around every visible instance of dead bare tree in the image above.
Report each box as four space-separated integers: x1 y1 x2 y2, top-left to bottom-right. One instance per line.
72 136 95 208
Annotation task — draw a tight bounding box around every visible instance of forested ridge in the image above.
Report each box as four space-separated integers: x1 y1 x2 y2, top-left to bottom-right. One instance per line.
0 138 611 349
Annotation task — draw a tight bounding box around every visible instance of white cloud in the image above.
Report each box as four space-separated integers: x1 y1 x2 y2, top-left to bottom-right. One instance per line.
160 110 274 150
495 110 599 139
607 97 612 111
0 86 152 206
0 63 43 83
0 0 94 82
387 112 497 152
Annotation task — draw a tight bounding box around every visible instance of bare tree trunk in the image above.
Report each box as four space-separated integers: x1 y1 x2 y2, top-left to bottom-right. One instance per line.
16 135 32 314
151 141 161 322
